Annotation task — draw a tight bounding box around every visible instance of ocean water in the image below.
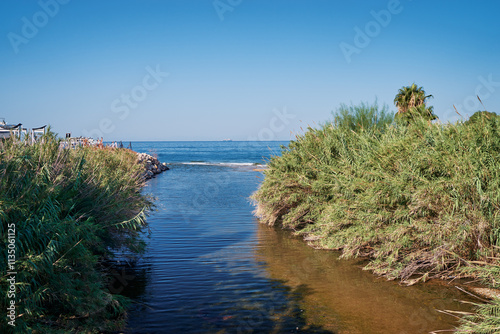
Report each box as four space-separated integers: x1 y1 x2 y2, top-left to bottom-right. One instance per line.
121 141 472 334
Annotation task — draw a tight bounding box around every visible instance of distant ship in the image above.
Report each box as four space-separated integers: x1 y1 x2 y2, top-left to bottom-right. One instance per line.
222 139 232 142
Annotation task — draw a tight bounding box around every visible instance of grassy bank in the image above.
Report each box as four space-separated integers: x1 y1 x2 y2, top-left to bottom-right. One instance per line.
252 102 500 332
0 132 152 333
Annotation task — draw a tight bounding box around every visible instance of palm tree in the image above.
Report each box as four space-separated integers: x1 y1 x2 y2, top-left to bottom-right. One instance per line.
394 83 433 114
394 84 437 123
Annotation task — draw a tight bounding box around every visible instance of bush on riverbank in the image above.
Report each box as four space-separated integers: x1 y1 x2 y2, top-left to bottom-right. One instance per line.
252 104 500 331
0 131 152 332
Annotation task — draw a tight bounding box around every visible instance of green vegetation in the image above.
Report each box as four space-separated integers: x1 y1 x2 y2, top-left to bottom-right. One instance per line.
252 90 500 333
456 298 500 334
394 83 437 124
0 131 151 333
332 100 393 132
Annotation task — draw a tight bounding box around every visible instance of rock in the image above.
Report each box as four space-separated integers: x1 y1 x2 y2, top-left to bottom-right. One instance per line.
136 152 169 180
160 162 169 171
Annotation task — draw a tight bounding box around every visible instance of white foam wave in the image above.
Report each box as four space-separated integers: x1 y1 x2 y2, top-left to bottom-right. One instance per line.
178 162 266 168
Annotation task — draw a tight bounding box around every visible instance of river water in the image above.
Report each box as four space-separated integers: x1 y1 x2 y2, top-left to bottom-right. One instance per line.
122 141 472 333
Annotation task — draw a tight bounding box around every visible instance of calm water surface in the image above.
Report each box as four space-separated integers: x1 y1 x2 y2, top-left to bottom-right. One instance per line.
122 141 472 333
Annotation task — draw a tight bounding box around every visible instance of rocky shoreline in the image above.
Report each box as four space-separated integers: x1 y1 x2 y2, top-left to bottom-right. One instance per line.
136 152 169 179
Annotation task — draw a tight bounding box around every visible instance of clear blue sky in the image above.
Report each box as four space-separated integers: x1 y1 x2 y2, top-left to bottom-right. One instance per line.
1 0 499 141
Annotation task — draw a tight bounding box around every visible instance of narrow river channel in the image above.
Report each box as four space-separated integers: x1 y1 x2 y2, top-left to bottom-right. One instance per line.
123 141 473 333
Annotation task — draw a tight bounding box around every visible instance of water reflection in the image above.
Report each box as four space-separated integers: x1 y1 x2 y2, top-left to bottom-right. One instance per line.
190 281 335 334
103 258 151 299
186 237 336 333
255 223 474 334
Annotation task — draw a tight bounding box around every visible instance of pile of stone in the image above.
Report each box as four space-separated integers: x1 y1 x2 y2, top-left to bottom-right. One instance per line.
137 152 169 179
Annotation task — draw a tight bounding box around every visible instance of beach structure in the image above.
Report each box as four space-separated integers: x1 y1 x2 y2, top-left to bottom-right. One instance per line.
30 125 47 143
1 119 123 150
0 118 23 139
59 136 102 149
0 118 47 142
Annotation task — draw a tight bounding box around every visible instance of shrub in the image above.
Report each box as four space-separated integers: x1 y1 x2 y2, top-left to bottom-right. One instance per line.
0 132 151 332
253 106 500 333
331 100 394 132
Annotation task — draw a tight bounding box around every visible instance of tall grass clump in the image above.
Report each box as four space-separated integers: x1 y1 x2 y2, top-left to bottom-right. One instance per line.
252 107 500 332
0 131 152 333
332 100 394 132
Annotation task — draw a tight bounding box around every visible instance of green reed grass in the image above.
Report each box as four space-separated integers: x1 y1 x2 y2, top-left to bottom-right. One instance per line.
0 131 152 333
455 298 500 334
252 107 500 333
332 100 394 132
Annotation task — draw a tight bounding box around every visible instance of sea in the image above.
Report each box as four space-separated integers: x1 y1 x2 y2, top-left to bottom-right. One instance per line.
119 141 472 334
